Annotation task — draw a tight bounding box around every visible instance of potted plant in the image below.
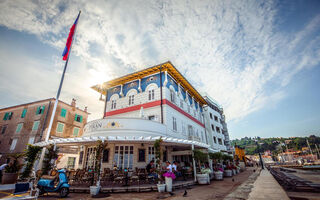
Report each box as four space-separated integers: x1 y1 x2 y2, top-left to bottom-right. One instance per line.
154 138 166 192
2 153 24 184
193 149 210 184
213 166 224 180
21 144 42 180
209 152 224 180
90 140 107 196
222 154 233 177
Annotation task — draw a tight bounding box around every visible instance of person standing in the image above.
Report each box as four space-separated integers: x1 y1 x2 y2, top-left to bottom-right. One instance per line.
165 161 173 172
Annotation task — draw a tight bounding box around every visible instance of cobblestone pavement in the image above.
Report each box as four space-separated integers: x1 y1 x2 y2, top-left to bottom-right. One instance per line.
34 167 255 200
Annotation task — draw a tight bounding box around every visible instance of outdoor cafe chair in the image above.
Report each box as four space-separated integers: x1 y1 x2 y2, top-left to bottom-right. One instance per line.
129 172 139 185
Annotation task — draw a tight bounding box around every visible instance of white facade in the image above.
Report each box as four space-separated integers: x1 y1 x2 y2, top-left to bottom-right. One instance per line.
203 105 227 151
103 68 230 153
104 73 206 146
203 95 231 152
36 62 232 171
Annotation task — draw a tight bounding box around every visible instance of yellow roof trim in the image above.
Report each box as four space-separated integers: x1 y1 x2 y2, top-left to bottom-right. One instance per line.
91 61 206 105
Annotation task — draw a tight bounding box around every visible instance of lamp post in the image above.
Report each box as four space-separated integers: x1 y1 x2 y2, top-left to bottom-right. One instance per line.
255 140 264 169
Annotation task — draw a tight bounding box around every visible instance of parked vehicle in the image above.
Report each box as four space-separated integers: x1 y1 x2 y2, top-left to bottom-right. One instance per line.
37 169 69 198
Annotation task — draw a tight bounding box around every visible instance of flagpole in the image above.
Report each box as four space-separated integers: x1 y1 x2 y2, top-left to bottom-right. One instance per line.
37 11 81 170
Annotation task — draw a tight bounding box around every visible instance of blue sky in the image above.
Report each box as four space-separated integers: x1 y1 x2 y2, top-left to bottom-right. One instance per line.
0 0 319 139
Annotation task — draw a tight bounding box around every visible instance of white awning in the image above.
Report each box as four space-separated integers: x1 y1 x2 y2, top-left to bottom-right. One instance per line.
34 135 213 150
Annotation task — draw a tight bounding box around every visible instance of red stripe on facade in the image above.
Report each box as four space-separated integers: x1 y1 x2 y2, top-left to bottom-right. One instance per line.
105 100 162 117
105 100 204 127
162 100 205 127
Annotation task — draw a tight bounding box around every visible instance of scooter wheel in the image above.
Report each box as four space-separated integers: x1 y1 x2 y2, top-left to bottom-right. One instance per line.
38 187 45 195
60 187 69 198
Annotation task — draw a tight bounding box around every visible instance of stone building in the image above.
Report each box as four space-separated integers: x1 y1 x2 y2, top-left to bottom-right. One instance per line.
0 98 88 164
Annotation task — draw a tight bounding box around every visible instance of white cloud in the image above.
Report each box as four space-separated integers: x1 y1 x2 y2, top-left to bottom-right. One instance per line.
0 0 319 122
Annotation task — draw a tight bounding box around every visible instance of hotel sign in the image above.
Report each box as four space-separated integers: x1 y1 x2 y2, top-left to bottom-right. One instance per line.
83 119 122 133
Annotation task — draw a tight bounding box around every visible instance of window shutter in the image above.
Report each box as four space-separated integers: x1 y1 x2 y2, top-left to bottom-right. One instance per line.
16 123 23 133
41 106 45 114
80 115 83 123
3 113 8 120
61 108 67 117
21 109 27 118
36 106 40 114
74 114 78 121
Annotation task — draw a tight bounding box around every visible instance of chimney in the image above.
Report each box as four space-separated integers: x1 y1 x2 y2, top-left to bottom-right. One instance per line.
71 98 76 107
84 106 88 112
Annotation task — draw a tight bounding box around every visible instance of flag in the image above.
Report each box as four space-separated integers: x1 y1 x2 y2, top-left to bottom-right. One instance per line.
62 12 80 60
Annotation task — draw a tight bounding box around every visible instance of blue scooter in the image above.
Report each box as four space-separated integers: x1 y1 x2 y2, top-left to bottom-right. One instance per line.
37 169 70 198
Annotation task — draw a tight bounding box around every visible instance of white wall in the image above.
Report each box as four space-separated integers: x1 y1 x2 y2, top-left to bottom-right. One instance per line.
203 106 227 151
56 153 79 169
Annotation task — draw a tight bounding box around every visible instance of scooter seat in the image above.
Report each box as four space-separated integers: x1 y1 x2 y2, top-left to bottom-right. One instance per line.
41 175 56 180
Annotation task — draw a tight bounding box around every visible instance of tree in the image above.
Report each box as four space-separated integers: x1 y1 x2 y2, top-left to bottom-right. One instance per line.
21 145 41 179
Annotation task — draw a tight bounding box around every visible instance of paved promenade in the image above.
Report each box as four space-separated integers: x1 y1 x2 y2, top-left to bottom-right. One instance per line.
1 168 292 200
248 169 290 200
32 168 255 200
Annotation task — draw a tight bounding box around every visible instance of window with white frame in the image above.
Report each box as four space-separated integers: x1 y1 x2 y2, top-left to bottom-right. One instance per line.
172 117 177 131
148 115 155 121
28 137 35 144
129 95 134 105
148 146 155 162
67 157 76 169
10 138 17 150
111 100 117 109
188 125 193 137
56 122 64 134
218 138 222 145
181 122 186 135
216 126 220 133
148 89 155 101
73 127 80 136
113 145 134 169
32 121 40 131
180 100 184 108
16 123 23 133
213 136 217 143
201 131 204 142
170 89 176 103
85 147 96 169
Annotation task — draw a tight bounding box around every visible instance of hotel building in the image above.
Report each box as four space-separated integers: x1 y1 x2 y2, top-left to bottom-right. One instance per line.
36 62 231 170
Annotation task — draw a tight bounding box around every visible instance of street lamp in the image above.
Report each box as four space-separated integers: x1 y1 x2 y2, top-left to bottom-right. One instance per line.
255 140 264 169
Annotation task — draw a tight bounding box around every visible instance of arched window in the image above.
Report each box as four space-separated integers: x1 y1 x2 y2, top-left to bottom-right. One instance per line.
127 89 138 106
148 90 154 101
170 87 176 103
146 83 157 101
129 95 134 105
110 94 119 110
